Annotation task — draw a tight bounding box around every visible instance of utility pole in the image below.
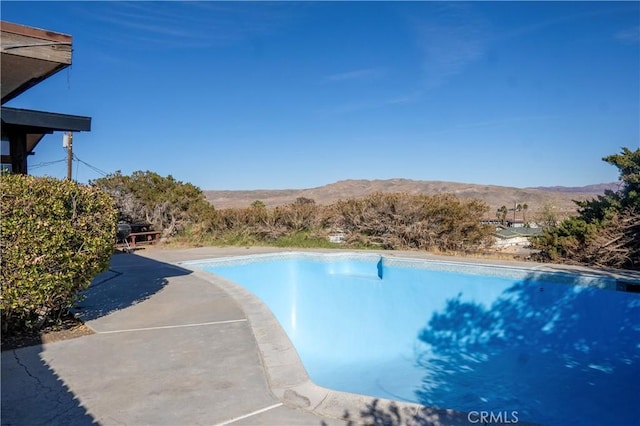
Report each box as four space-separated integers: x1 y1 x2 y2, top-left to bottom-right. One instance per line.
66 131 73 180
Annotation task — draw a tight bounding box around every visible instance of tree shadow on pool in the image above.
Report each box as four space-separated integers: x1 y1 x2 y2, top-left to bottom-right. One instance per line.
329 398 471 426
414 271 640 425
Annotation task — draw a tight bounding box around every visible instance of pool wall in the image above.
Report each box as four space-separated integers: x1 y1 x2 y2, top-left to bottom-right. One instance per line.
183 251 623 290
184 253 489 424
181 251 638 425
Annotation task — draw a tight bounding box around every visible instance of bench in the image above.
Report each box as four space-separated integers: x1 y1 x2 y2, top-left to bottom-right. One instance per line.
115 230 162 250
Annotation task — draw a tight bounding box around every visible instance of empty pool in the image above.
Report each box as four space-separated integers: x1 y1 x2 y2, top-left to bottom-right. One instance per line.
186 253 640 425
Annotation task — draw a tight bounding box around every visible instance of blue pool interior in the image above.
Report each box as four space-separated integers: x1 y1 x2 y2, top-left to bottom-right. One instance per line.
188 254 640 426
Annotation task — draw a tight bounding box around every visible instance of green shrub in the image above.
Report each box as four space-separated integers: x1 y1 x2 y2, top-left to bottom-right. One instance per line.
531 147 640 269
272 231 341 249
92 170 215 237
1 175 118 333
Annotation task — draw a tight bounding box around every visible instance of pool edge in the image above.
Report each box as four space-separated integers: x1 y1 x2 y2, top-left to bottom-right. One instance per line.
179 250 640 425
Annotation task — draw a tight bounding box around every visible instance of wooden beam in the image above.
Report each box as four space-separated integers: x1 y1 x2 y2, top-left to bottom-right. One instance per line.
1 108 91 132
26 134 46 153
0 21 72 43
1 21 73 102
1 31 72 64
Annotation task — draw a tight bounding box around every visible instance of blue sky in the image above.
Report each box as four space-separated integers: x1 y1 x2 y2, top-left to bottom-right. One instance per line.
2 1 639 190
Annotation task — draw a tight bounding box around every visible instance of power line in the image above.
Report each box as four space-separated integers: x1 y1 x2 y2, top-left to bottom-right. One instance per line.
73 154 109 177
29 155 110 179
29 158 67 170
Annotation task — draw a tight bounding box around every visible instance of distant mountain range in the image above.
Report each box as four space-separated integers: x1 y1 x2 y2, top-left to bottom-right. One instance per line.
526 183 620 193
204 179 618 214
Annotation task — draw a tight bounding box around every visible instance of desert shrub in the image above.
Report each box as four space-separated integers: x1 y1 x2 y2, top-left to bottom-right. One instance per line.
1 175 118 333
331 192 493 251
92 170 214 237
206 200 324 242
193 192 493 252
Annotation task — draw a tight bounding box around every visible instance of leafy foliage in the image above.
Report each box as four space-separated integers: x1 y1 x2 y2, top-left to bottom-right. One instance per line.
531 147 640 269
1 175 118 332
92 171 214 236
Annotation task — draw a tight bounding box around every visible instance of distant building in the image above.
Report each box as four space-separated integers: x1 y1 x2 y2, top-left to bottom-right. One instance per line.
328 229 346 244
1 21 91 174
494 227 543 249
505 219 535 228
481 219 539 229
480 219 503 226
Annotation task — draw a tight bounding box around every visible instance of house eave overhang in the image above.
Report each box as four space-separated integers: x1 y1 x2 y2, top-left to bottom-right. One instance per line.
1 106 91 133
1 21 73 104
1 107 92 161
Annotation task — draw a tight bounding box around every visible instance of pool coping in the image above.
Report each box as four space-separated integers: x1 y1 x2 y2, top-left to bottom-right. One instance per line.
182 250 640 291
180 250 639 425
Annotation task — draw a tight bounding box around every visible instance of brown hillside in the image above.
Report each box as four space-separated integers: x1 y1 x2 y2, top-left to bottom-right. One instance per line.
204 178 610 216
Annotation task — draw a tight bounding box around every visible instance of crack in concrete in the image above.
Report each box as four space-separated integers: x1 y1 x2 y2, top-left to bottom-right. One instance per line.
12 350 57 395
12 349 84 425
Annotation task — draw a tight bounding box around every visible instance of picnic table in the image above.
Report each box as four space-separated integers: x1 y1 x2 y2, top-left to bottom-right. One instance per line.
115 226 162 251
126 230 162 247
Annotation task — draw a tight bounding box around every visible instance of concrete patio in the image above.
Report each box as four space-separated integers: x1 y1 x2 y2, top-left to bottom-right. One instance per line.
5 246 625 425
2 247 351 425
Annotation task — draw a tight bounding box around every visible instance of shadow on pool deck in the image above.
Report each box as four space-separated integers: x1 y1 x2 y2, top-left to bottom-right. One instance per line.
2 339 98 425
1 253 191 425
2 252 191 426
72 250 193 322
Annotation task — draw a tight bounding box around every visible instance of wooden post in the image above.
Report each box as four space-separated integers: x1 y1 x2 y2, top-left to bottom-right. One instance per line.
66 131 73 180
9 131 27 174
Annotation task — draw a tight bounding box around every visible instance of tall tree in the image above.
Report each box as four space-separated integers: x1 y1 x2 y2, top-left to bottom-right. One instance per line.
497 205 508 225
531 147 640 269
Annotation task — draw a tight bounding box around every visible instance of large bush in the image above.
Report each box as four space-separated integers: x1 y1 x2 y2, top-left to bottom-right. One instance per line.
330 192 493 251
1 175 118 332
200 192 493 252
531 147 640 269
92 171 214 237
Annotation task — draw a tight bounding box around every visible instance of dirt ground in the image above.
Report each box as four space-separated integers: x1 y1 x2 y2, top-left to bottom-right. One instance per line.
1 313 94 351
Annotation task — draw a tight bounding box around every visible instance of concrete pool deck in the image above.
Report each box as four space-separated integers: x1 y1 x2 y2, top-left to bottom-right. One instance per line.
3 246 636 425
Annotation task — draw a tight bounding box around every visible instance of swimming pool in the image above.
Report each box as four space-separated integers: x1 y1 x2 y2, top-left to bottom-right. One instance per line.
186 252 640 425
